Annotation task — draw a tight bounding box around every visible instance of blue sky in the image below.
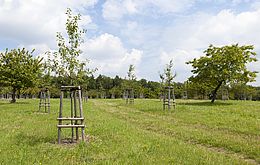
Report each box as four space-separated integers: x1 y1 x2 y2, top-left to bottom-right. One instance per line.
0 0 260 85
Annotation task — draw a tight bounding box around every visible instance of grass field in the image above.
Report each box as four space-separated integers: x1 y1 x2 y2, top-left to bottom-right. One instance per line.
0 98 259 164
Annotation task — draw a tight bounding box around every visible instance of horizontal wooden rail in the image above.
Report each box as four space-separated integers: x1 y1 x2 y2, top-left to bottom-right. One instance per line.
57 124 85 128
57 117 84 120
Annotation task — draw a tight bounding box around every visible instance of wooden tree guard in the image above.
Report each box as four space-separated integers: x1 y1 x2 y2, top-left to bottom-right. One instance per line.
57 86 85 144
111 93 115 99
123 90 126 100
248 95 252 101
100 90 106 99
124 88 134 104
83 91 88 102
163 86 176 110
183 91 188 99
38 88 50 113
221 89 229 101
241 93 247 101
159 89 164 101
83 95 88 102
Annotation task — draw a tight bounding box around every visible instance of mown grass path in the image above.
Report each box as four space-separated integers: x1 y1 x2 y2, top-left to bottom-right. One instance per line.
91 99 260 164
0 99 259 164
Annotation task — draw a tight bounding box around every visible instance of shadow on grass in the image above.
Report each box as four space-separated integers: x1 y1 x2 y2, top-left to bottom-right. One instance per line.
12 101 30 104
177 101 233 106
0 101 30 105
136 101 233 113
15 133 55 146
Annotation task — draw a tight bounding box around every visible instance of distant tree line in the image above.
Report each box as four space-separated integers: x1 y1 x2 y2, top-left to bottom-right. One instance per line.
1 74 260 101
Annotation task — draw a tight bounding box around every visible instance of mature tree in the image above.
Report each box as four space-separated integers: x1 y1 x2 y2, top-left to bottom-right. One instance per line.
0 48 42 103
187 44 257 103
47 8 95 86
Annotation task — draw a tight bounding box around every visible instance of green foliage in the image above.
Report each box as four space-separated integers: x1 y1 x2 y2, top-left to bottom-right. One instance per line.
0 48 42 102
47 8 95 86
127 64 136 81
122 64 137 90
187 44 258 103
160 59 176 87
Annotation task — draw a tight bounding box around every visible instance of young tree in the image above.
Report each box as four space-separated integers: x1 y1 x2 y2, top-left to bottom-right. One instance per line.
122 64 136 89
186 44 258 103
127 64 136 81
159 73 165 87
47 8 95 86
160 59 176 86
0 48 43 103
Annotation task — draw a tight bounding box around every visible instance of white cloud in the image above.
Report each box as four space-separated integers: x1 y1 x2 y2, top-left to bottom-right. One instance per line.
81 33 143 78
102 0 138 21
148 0 194 13
102 0 195 21
0 0 97 49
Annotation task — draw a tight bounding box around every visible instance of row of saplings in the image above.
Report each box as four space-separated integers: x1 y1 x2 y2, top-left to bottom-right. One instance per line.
6 42 258 144
38 82 175 144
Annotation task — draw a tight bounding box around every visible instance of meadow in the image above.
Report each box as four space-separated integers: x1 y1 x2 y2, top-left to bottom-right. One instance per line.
0 98 259 164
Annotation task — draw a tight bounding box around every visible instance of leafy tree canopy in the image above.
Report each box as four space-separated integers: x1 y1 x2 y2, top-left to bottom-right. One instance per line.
0 48 42 102
186 44 258 103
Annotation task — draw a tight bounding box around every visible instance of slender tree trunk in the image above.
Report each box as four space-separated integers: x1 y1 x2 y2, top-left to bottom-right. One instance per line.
11 87 16 103
18 90 20 99
211 81 223 103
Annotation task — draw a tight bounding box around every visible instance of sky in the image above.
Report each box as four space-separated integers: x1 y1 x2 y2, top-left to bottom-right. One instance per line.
0 0 260 86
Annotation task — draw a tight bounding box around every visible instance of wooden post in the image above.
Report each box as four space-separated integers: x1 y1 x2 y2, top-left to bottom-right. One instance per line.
70 91 74 142
172 88 176 109
47 90 50 113
38 92 42 112
74 90 79 140
38 88 51 113
78 86 85 141
163 90 166 110
130 89 134 104
168 87 170 110
44 92 46 113
58 91 63 144
125 90 129 104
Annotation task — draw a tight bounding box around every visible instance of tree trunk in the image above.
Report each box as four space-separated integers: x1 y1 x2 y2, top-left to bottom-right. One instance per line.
211 81 223 103
11 88 16 103
18 90 21 99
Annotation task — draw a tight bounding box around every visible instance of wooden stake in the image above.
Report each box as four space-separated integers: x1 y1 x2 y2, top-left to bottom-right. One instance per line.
74 90 79 140
70 91 74 142
58 91 63 144
78 86 85 141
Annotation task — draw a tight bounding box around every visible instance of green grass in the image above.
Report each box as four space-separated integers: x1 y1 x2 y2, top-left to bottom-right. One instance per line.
0 98 259 164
